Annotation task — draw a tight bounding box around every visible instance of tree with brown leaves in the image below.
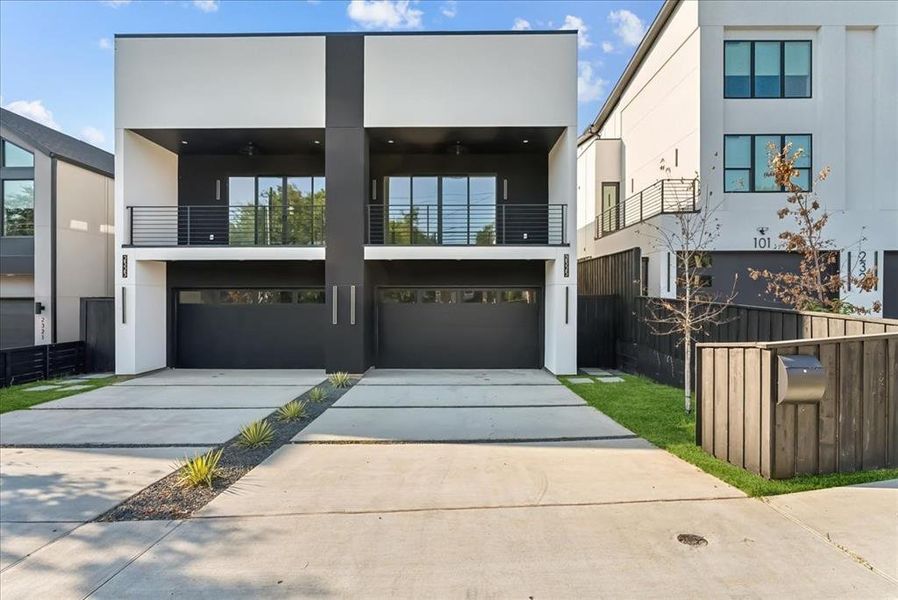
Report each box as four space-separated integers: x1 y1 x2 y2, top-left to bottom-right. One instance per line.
748 143 879 314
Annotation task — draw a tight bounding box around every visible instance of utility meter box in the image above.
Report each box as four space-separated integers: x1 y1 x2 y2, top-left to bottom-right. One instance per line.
777 355 826 403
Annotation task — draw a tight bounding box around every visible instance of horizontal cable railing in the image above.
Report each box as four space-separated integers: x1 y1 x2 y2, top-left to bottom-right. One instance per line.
127 204 325 247
367 203 567 246
594 178 698 239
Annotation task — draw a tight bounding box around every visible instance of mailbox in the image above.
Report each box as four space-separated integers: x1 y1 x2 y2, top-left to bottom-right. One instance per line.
777 355 826 403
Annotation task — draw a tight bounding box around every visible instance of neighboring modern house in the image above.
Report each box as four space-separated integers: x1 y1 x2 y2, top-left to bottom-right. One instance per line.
0 108 115 349
114 32 578 375
577 0 897 316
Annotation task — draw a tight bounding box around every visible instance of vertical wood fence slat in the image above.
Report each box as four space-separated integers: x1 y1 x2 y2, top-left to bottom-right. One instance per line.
728 348 745 468
840 340 863 472
713 347 729 460
862 339 887 469
818 342 839 473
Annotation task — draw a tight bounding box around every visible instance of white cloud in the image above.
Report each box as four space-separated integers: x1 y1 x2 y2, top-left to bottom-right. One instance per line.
601 40 614 53
3 99 61 130
560 15 592 49
512 18 531 31
80 126 106 147
577 61 607 103
101 0 131 7
347 0 423 30
440 0 456 18
192 0 219 12
608 9 646 47
98 37 113 50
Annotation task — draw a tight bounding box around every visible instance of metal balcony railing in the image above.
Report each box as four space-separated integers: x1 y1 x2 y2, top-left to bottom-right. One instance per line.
594 178 699 239
367 203 567 246
127 204 325 247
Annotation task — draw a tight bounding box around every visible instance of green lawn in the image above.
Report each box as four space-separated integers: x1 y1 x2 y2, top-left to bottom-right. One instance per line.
561 373 898 497
0 375 123 414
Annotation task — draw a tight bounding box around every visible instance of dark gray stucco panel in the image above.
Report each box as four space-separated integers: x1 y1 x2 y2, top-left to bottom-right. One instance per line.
325 36 369 373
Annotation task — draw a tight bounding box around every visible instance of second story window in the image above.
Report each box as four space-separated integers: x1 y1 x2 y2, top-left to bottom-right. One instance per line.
724 134 812 193
1 139 36 236
724 41 811 99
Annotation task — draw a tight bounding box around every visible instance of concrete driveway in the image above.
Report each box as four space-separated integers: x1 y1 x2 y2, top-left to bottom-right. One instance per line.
0 369 322 571
1 369 895 598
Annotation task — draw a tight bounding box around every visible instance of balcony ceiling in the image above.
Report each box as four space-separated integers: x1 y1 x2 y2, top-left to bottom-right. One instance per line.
133 128 326 155
367 127 564 154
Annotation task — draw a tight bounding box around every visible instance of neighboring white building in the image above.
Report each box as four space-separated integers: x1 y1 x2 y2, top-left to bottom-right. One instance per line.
577 0 898 317
114 32 578 375
0 108 115 349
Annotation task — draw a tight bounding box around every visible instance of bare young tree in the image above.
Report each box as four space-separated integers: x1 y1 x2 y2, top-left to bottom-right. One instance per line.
640 160 736 414
748 143 880 314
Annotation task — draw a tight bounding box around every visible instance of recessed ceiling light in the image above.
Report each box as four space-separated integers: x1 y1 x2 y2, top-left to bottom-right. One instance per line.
523 139 529 144
313 140 320 145
180 140 188 145
387 139 395 144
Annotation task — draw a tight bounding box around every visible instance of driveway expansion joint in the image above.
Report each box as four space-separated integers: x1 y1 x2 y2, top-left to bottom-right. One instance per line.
329 403 588 409
290 434 640 445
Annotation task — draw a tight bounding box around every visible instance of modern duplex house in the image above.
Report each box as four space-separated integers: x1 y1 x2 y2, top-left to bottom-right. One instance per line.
577 0 897 316
0 108 115 348
114 32 578 375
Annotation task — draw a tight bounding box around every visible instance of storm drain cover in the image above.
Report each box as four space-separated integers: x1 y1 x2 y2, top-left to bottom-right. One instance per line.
677 533 708 547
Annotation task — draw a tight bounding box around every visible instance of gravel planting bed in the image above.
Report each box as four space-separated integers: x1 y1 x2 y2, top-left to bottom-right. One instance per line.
96 380 354 521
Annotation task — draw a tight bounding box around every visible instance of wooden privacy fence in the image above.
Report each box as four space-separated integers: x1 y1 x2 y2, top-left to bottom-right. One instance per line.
697 333 898 479
0 342 86 388
628 297 898 388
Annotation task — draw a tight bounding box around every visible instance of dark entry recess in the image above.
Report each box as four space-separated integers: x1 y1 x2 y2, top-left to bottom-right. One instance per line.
175 288 326 368
376 287 541 368
0 298 33 349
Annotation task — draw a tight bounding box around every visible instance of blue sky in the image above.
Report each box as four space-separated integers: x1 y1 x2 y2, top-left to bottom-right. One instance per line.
0 0 662 152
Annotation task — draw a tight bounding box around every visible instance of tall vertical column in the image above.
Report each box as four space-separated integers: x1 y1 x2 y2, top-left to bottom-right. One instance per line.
324 35 369 373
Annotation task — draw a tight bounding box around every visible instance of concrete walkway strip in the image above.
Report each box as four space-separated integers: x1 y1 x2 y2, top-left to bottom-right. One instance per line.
765 479 898 582
0 408 273 446
332 384 586 407
116 369 326 387
199 439 742 518
357 369 561 386
292 406 633 443
0 521 179 599
90 499 895 599
31 385 310 410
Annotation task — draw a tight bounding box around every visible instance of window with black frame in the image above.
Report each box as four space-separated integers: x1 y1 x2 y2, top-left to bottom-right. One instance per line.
724 134 811 193
385 175 497 245
724 41 811 99
0 139 35 237
227 176 325 246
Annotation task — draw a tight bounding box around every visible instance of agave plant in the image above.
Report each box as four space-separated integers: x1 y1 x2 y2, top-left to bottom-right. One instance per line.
237 419 275 448
277 399 307 422
328 371 352 388
177 448 223 489
307 387 327 403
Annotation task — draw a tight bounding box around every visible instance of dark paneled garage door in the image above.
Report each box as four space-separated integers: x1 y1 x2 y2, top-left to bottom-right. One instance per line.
0 298 34 349
176 289 326 368
377 287 541 368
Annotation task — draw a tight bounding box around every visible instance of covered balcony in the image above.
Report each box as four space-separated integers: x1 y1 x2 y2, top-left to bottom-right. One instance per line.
594 178 699 239
364 127 570 254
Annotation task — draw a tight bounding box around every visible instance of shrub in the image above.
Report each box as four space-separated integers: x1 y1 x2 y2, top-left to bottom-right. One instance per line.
308 387 327 403
328 371 352 388
237 419 274 448
177 449 223 489
277 400 307 422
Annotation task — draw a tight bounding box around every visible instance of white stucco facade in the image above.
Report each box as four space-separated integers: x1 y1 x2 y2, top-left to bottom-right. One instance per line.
578 0 898 315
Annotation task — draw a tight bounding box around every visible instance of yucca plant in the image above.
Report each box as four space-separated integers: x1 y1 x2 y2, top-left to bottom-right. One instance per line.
237 419 274 448
277 399 307 422
328 371 351 388
307 386 327 403
177 449 223 489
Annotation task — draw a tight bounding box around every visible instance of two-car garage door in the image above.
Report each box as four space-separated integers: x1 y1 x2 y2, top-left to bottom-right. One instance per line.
376 287 541 368
176 288 326 368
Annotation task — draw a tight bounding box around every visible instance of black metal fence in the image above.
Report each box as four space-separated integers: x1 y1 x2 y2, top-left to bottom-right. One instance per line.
127 204 326 247
367 203 567 246
1 341 86 388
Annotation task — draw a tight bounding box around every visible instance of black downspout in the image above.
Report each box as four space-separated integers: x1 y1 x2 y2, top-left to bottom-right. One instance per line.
50 156 58 343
